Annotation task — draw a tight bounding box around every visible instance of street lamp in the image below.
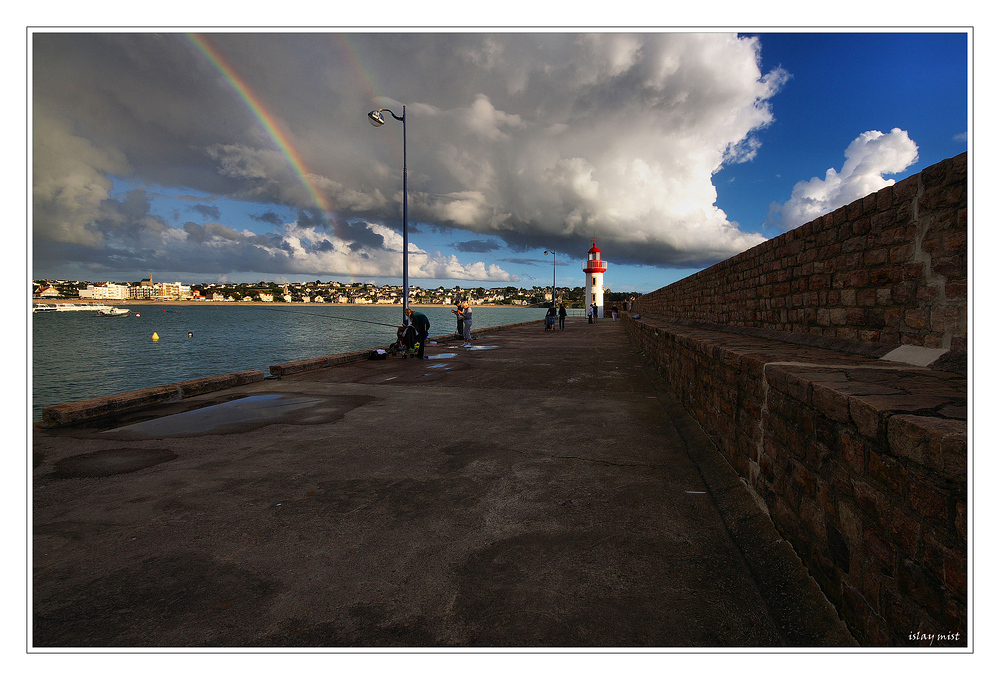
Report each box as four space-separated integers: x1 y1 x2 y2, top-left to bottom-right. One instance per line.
367 105 408 324
544 250 557 307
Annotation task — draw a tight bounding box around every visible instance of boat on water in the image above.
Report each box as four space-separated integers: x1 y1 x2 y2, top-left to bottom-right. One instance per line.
96 307 130 317
33 302 114 313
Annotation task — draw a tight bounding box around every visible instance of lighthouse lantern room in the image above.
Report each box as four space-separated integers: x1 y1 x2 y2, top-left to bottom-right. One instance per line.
582 240 608 319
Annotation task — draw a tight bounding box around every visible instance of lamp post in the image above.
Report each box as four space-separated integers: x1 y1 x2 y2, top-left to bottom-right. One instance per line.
367 105 408 324
544 249 557 307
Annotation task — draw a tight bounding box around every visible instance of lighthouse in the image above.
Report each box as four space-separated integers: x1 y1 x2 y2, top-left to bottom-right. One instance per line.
583 240 607 319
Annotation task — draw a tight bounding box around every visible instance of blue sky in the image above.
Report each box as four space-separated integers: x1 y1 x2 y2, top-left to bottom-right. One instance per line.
31 30 969 294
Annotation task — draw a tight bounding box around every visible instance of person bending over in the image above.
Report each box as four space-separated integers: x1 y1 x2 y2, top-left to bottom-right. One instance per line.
404 308 431 359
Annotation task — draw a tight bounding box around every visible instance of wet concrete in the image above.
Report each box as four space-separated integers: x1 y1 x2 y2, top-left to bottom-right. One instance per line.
32 319 855 648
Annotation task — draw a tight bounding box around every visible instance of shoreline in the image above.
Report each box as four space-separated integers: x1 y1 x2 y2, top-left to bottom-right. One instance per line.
32 299 539 309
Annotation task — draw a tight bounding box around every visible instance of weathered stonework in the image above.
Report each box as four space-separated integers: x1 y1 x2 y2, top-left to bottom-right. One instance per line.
626 153 967 647
633 153 966 352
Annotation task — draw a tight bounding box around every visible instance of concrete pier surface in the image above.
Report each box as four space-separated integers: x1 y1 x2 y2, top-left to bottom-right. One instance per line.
32 318 855 648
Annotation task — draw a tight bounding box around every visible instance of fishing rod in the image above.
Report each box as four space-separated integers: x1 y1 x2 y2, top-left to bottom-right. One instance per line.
259 305 402 328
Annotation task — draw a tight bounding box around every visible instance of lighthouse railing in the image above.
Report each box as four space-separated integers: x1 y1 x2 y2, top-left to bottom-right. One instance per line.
582 259 606 271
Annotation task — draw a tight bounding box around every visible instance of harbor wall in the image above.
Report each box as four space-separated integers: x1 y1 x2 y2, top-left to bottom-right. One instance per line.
633 153 967 352
625 153 968 646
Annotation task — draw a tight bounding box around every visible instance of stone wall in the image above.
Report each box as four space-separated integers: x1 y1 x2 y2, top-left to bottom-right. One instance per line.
634 153 966 352
626 153 967 646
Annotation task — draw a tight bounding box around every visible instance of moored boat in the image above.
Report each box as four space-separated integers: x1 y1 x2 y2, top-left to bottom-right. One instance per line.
33 302 113 313
96 307 130 317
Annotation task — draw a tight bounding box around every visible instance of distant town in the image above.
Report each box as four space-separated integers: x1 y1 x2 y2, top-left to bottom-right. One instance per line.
32 278 641 308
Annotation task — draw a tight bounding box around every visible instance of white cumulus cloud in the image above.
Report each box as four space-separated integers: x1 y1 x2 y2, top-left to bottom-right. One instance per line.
767 128 919 231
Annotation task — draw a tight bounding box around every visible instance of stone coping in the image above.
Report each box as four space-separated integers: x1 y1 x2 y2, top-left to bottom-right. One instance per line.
625 314 967 479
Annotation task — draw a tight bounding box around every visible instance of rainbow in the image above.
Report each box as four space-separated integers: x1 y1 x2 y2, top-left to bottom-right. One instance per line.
185 33 336 227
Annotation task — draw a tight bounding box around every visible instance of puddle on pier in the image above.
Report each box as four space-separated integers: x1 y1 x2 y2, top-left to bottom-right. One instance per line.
105 394 324 437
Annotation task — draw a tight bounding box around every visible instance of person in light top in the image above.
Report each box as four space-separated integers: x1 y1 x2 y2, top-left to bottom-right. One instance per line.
461 303 473 347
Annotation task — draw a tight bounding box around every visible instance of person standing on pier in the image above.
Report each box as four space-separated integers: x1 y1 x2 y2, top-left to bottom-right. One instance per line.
452 301 465 340
461 303 473 347
405 308 431 359
545 304 557 330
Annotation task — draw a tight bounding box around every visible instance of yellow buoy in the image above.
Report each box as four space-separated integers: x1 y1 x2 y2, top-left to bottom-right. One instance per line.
151 332 159 341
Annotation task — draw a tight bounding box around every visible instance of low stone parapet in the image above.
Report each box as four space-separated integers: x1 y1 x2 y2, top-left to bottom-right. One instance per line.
625 313 966 646
269 349 375 376
40 370 267 427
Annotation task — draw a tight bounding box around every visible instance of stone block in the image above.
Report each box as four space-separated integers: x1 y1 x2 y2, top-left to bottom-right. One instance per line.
864 528 896 576
907 474 949 524
923 532 967 597
888 506 921 559
840 430 866 474
868 448 906 495
898 558 944 618
853 480 888 522
812 384 850 423
887 415 967 482
848 395 882 439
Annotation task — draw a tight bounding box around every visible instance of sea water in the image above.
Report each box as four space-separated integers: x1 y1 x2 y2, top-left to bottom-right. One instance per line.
30 304 547 422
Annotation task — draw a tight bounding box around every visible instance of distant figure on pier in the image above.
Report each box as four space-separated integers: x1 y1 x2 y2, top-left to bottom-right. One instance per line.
558 303 567 330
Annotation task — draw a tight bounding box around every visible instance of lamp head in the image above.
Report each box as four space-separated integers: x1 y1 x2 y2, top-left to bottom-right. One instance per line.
367 110 385 127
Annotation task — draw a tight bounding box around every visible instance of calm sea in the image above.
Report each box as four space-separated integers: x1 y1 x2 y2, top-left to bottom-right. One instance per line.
31 304 547 422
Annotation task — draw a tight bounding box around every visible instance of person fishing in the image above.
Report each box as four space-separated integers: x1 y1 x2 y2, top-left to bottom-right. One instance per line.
404 307 431 359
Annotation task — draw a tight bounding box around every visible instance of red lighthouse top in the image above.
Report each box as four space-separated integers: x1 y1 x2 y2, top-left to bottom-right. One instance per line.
582 240 607 274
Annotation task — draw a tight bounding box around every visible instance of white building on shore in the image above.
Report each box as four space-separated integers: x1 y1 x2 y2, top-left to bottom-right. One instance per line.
78 282 130 299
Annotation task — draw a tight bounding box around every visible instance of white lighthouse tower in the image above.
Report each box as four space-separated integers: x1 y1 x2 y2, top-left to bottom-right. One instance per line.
583 240 607 319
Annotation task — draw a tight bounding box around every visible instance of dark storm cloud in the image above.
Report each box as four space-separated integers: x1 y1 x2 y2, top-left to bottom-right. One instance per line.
190 203 221 220
250 210 286 225
32 31 786 279
452 239 502 253
295 207 326 229
342 220 387 252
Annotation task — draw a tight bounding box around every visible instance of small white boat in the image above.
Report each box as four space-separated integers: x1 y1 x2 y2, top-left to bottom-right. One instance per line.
33 302 113 313
96 307 130 317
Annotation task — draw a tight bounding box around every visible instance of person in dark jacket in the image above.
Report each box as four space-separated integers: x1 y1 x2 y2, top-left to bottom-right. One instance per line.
544 305 557 330
558 303 567 330
404 308 430 359
451 301 464 339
